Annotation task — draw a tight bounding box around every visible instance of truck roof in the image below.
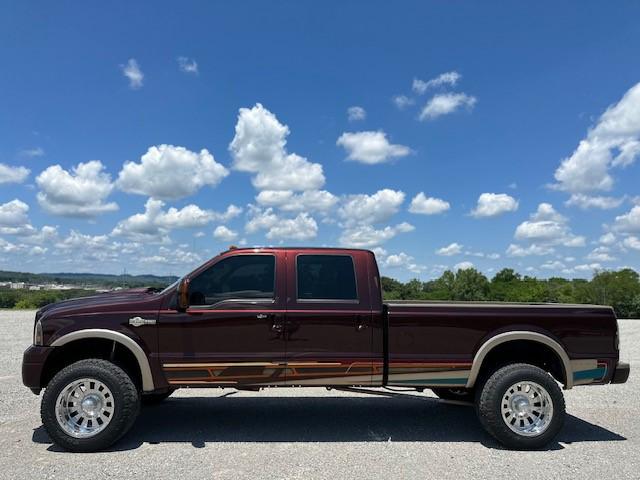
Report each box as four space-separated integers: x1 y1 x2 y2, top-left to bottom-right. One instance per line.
220 246 374 254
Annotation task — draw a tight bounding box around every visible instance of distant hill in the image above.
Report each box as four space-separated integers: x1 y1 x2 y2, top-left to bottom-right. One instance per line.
0 270 178 288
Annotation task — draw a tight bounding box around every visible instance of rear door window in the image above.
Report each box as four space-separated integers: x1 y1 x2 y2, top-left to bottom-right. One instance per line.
296 255 357 301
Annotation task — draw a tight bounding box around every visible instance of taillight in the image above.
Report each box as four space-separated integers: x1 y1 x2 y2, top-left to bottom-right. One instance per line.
614 319 619 351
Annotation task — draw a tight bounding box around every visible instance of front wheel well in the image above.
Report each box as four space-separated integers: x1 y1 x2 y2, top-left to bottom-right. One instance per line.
472 339 567 387
41 338 142 389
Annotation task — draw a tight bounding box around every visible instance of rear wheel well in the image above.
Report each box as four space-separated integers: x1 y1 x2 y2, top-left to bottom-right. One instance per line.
474 340 566 387
41 339 142 389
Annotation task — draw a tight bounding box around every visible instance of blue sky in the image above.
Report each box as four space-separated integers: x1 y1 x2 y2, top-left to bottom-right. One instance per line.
1 1 640 280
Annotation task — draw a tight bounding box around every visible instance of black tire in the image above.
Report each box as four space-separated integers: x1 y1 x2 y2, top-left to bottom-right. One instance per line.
41 359 140 452
476 363 565 450
141 389 175 405
432 387 475 402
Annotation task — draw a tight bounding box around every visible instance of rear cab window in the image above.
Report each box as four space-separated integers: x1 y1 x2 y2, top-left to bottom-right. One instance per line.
296 254 358 301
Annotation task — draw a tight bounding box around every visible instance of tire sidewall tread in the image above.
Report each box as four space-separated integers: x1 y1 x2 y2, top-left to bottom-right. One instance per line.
476 363 565 450
41 358 140 452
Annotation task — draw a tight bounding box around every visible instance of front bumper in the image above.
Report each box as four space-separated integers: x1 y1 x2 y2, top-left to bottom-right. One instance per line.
610 361 630 384
22 345 54 393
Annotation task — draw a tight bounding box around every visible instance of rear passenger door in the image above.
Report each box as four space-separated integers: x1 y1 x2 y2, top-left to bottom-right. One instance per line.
284 250 375 386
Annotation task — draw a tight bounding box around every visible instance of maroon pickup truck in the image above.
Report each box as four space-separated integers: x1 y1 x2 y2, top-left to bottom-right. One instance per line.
23 247 629 451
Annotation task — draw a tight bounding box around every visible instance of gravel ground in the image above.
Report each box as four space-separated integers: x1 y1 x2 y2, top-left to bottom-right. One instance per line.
0 310 637 479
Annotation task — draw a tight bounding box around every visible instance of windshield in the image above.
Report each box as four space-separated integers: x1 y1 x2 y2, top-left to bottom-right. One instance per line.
157 277 181 296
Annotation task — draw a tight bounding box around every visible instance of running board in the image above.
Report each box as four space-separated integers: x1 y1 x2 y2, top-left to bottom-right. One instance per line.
326 386 474 407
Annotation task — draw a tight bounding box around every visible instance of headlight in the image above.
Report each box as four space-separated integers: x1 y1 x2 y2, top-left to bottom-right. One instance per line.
34 319 43 346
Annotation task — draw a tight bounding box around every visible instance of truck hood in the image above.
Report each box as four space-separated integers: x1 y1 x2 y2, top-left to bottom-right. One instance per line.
38 287 159 318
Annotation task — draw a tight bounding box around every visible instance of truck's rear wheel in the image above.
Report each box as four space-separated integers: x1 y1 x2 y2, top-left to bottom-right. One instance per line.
476 363 565 450
41 359 140 452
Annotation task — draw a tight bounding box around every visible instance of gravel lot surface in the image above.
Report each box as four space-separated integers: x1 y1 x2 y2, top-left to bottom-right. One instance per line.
0 310 638 479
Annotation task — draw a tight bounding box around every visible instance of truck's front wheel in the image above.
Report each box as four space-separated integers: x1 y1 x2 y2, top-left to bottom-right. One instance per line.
41 359 140 452
476 363 565 450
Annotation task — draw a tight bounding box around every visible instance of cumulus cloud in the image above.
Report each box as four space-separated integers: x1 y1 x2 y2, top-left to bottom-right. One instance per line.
514 203 585 247
347 106 366 122
454 261 474 271
229 103 325 191
213 225 238 242
408 193 450 215
419 93 476 120
612 205 640 233
120 58 144 89
574 263 603 272
0 199 30 233
36 161 118 218
470 193 518 218
0 163 30 184
412 72 461 94
336 131 411 164
623 236 640 250
553 82 640 193
256 190 338 213
177 56 198 74
506 244 555 257
339 189 405 226
392 95 415 109
245 206 280 234
585 246 616 262
540 261 566 270
112 198 238 243
117 145 228 200
55 230 122 263
436 242 463 256
599 233 617 245
379 251 426 273
339 222 414 248
565 194 625 210
266 212 318 241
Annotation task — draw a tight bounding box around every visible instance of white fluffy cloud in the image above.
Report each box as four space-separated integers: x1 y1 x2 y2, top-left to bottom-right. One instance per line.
256 190 338 212
245 206 280 234
599 233 617 245
339 189 405 225
623 236 640 250
565 194 625 210
419 93 477 120
266 212 318 240
412 72 461 94
612 205 640 233
585 246 616 262
554 82 640 193
506 244 555 257
436 242 463 256
117 145 228 200
120 58 144 89
229 103 325 191
177 56 198 74
213 225 238 242
36 161 118 218
514 203 584 247
392 95 415 109
347 106 366 122
0 163 30 184
454 261 474 271
470 193 518 218
379 251 425 273
339 222 414 248
0 199 30 233
540 261 566 270
336 131 411 164
408 193 450 215
574 263 603 272
112 198 239 243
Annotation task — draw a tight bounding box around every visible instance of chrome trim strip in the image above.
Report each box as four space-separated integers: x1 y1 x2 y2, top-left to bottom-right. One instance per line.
465 331 573 389
50 329 155 392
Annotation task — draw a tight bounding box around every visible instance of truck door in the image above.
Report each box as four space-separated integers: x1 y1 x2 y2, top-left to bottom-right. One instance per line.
283 250 376 386
158 251 288 387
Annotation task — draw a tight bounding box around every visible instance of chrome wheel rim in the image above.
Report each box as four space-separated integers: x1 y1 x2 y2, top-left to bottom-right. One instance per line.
501 381 553 437
55 378 115 438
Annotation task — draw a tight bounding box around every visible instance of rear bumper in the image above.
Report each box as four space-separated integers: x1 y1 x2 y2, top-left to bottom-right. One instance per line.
22 345 54 393
610 361 630 384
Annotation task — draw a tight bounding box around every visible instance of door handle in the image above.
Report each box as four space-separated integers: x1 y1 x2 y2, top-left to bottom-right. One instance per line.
263 314 283 333
355 314 368 332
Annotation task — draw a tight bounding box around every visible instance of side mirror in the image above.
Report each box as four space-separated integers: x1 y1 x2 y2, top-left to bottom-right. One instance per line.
176 278 190 310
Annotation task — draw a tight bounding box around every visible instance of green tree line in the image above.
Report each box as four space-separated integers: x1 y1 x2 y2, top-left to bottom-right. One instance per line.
0 289 97 310
382 268 640 318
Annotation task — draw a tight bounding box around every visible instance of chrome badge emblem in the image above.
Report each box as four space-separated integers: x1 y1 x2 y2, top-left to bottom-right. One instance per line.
129 316 156 327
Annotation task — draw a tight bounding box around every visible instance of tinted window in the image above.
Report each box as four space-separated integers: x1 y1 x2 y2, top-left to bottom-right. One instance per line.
189 255 275 306
297 255 357 301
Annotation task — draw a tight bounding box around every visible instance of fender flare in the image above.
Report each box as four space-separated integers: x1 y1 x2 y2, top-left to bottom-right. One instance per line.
465 330 573 390
50 329 155 391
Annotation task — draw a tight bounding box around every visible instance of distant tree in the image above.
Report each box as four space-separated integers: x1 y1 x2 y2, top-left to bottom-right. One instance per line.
453 268 489 301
